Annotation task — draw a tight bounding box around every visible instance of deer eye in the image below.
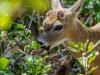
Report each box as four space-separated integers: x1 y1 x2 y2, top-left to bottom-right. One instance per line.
54 25 63 31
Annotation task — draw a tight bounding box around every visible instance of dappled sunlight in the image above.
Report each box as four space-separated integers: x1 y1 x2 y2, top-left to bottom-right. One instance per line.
0 0 50 31
0 15 11 31
0 0 21 31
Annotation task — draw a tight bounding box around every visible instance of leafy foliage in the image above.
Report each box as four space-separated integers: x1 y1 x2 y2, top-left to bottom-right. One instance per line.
68 40 100 74
65 0 100 26
0 24 51 75
0 0 100 75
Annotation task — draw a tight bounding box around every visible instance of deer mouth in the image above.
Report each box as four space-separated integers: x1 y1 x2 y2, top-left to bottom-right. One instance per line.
38 36 68 50
38 32 69 50
37 36 50 50
38 41 50 50
37 36 57 50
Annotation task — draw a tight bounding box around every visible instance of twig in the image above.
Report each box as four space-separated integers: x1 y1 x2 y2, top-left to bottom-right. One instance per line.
92 40 100 50
54 54 73 75
83 39 90 75
83 39 90 52
28 11 35 30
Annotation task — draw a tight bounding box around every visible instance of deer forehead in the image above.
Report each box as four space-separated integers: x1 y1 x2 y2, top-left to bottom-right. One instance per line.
43 10 71 24
43 14 58 25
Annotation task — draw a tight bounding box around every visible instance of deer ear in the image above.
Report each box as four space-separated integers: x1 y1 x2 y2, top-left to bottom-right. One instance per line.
51 0 63 9
69 0 84 16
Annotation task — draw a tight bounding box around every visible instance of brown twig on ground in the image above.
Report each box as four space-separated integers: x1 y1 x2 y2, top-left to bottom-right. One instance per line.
83 40 90 75
28 11 35 30
92 40 100 50
83 39 90 53
28 11 39 39
54 54 73 75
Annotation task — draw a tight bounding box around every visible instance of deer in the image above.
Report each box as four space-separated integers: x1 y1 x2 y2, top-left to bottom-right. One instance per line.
38 0 100 74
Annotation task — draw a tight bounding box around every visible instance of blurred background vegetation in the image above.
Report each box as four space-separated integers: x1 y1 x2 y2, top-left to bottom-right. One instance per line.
0 0 100 31
0 0 100 75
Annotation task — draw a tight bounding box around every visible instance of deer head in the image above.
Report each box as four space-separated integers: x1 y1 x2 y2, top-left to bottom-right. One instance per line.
38 0 84 49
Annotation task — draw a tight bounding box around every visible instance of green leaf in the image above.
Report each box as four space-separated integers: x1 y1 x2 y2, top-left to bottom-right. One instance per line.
77 74 84 75
0 57 9 70
0 69 14 75
68 42 84 52
25 55 33 62
15 24 25 30
29 41 41 49
78 57 87 68
36 66 41 71
87 51 99 64
87 42 94 53
88 66 98 74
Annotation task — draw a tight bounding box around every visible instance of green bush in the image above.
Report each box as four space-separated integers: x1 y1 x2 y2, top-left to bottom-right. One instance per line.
0 0 100 75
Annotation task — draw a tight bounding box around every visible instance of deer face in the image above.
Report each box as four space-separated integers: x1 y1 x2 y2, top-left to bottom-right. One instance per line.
38 0 84 49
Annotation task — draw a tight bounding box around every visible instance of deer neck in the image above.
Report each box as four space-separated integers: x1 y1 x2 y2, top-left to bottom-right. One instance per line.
69 19 100 42
88 23 100 42
67 19 88 42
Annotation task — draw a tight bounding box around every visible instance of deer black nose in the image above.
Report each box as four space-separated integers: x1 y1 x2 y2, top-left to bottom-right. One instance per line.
37 40 50 50
38 41 44 45
37 36 46 45
37 36 50 50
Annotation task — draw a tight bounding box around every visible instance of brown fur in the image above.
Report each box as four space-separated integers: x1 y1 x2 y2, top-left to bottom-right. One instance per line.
38 0 100 74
